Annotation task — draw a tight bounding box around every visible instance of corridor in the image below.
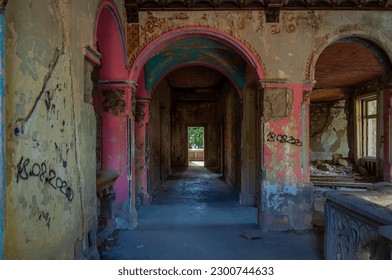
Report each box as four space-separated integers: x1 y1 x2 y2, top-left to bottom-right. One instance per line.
99 167 323 260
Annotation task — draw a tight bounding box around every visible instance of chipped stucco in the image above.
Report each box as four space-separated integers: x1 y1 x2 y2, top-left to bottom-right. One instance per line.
4 0 116 259
309 100 349 161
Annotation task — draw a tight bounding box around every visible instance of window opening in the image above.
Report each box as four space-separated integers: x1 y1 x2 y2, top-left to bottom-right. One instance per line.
356 94 378 177
359 96 377 158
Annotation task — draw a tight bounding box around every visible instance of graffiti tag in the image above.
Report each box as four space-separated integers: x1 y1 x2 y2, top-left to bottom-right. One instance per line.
266 132 302 147
16 157 74 202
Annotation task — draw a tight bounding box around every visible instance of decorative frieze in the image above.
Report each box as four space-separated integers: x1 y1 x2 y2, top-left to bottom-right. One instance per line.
126 0 392 12
135 102 146 123
102 89 127 116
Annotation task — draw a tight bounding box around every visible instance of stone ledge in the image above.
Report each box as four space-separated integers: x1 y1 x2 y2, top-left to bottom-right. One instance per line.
323 189 392 226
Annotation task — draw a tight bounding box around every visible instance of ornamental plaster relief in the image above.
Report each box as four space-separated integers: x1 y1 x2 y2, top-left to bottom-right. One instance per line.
268 11 322 35
131 10 392 83
129 11 265 67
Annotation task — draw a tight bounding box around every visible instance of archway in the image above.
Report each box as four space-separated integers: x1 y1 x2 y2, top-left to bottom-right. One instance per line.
93 1 134 234
310 37 392 226
130 27 264 208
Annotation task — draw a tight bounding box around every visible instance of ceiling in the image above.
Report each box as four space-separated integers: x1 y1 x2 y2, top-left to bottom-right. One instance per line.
144 37 247 92
163 41 386 103
311 41 384 102
166 66 225 89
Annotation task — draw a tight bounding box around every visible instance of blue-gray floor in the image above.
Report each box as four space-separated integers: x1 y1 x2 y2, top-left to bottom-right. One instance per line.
99 167 324 260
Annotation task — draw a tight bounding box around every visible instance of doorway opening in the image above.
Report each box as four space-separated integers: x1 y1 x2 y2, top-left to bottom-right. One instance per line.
188 126 205 167
309 38 391 230
133 28 264 207
310 39 386 186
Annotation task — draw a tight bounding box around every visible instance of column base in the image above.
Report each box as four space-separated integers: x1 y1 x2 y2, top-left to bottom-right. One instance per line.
258 181 314 231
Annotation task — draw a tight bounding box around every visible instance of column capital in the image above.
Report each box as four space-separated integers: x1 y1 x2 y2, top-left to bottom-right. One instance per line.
258 79 288 89
98 80 138 91
0 0 7 13
302 81 315 102
302 80 316 91
134 99 151 123
135 97 151 103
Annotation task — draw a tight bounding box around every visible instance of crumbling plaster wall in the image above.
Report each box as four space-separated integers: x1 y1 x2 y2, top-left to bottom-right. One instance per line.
133 11 392 84
309 100 349 161
261 85 313 230
4 0 107 259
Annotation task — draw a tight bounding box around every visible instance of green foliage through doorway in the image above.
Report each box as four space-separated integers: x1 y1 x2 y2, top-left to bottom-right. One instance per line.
188 127 204 149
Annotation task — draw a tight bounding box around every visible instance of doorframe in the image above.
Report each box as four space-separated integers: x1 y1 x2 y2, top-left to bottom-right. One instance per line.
186 125 206 167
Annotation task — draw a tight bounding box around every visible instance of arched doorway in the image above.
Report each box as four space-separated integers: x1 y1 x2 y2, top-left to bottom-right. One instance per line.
93 1 135 235
310 37 392 226
130 27 264 209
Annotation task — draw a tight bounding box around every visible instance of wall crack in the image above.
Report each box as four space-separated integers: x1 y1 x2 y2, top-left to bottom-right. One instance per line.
15 47 64 137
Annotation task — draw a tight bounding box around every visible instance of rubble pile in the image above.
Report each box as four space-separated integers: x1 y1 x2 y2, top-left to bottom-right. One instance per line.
310 153 378 182
310 153 353 178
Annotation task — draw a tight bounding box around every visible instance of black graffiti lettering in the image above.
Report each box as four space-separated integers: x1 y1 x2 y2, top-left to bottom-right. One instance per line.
56 177 74 201
30 163 41 177
66 187 74 202
16 157 30 183
48 170 57 189
38 210 51 230
276 134 288 143
56 177 65 190
16 156 73 202
266 132 276 142
287 136 296 145
40 163 47 183
294 139 302 147
266 132 302 147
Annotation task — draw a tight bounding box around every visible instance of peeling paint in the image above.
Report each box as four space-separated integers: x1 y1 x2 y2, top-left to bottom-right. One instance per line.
4 0 107 259
309 100 349 161
261 182 313 231
283 185 298 196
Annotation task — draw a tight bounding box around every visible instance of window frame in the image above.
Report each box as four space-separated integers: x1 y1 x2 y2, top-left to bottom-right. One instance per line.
356 93 378 160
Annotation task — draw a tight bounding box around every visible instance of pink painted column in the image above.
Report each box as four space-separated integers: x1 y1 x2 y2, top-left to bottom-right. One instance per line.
384 87 392 183
135 98 151 205
97 83 138 228
258 80 314 231
99 86 128 204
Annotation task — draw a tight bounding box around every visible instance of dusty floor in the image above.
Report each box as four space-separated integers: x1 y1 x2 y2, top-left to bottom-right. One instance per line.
99 167 324 260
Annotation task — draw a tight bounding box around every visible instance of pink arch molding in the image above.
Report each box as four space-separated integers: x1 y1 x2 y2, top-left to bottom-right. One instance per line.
94 1 130 211
150 62 243 97
129 27 265 83
95 1 128 80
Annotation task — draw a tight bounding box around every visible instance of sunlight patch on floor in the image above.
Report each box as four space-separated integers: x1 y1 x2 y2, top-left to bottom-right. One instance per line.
188 161 204 167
